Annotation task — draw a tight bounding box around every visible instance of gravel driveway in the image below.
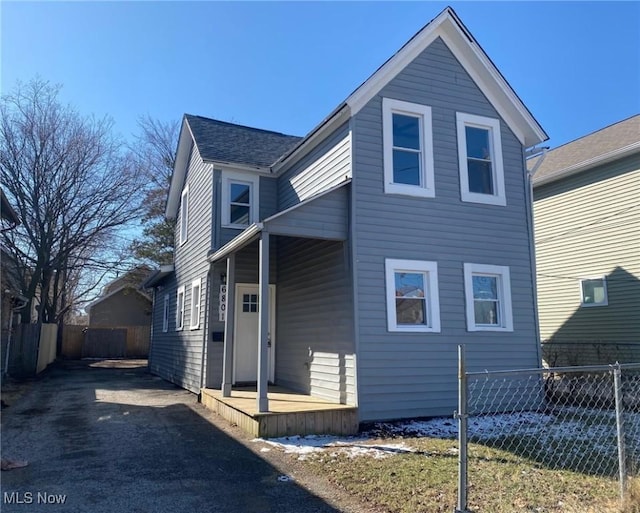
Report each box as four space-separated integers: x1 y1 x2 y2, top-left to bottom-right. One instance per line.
1 360 362 513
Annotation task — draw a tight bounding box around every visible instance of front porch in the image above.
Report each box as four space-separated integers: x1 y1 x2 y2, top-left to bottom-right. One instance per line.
201 386 359 438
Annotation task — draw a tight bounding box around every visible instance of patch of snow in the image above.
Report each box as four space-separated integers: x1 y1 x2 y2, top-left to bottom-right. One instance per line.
253 435 414 460
252 407 640 461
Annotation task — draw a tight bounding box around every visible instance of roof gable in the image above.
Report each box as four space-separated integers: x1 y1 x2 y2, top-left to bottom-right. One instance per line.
86 286 151 312
166 115 301 218
345 7 547 147
531 114 640 187
186 114 302 167
102 265 153 295
167 7 547 216
87 266 153 311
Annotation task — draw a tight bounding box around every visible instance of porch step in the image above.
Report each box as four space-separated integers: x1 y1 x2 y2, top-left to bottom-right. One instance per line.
200 387 359 438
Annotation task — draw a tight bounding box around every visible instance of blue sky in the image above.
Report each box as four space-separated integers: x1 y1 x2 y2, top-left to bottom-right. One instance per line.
2 1 639 150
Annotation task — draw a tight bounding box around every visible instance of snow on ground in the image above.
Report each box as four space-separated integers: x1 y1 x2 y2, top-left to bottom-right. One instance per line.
253 409 639 461
254 434 415 460
374 412 558 440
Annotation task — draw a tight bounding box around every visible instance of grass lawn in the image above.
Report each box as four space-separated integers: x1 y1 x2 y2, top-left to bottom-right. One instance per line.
302 436 638 513
258 408 639 512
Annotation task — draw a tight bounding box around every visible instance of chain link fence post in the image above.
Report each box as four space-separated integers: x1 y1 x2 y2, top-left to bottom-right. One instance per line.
613 362 626 501
455 345 470 513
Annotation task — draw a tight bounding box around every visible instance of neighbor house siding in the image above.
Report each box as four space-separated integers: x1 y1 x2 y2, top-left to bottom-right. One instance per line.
277 123 351 210
89 290 151 327
148 143 212 393
534 154 640 345
276 237 356 404
351 36 539 421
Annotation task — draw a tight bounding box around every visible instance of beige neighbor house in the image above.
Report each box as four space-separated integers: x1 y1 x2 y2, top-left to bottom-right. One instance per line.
86 266 153 327
531 114 640 366
80 266 153 359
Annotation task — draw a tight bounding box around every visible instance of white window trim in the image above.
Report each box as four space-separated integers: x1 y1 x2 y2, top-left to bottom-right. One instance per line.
456 112 506 206
179 186 189 244
221 171 259 229
579 276 608 307
190 278 201 329
176 285 185 331
162 294 169 333
385 258 441 333
463 263 513 332
382 98 435 198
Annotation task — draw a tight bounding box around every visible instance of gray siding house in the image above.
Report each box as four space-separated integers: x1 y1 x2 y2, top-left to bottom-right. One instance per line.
531 115 640 365
145 7 548 423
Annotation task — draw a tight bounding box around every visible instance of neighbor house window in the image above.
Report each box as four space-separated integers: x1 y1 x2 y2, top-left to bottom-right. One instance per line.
385 259 440 332
580 278 608 307
382 98 435 198
179 186 189 244
463 263 513 331
162 294 169 332
456 112 506 206
190 278 201 329
176 285 185 331
221 171 259 228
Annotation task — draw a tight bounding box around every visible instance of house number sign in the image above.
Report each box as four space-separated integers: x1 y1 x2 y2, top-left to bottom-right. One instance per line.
218 285 227 321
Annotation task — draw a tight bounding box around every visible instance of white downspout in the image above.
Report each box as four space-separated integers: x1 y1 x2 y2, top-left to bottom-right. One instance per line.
525 147 548 367
199 267 212 392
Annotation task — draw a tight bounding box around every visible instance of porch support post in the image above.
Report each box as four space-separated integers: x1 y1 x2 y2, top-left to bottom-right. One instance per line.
257 230 270 413
221 254 236 397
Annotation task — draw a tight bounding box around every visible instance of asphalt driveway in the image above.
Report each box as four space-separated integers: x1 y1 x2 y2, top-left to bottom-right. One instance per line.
0 360 356 513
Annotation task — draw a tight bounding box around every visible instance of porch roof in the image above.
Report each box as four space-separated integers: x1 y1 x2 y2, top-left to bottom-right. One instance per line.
140 264 175 289
207 179 350 263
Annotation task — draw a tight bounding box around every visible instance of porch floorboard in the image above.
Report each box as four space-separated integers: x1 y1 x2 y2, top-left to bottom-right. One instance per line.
200 386 359 438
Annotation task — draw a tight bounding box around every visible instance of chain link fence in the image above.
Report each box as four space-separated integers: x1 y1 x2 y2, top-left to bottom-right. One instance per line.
456 345 640 513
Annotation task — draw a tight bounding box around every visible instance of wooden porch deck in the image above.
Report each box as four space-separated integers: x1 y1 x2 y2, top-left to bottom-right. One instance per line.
200 386 359 438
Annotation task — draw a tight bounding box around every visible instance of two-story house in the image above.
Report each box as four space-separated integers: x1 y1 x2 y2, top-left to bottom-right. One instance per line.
143 7 548 429
531 115 640 366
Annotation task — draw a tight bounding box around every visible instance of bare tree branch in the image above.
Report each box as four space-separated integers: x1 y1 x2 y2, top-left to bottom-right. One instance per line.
0 78 145 324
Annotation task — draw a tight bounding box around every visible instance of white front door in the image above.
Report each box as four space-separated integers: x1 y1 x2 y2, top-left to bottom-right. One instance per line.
233 284 276 384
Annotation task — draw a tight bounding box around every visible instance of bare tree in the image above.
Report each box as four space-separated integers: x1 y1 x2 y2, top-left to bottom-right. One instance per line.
129 115 178 266
0 78 145 326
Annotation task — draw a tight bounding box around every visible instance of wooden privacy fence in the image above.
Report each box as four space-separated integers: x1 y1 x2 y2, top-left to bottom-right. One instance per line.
4 323 57 377
62 325 150 359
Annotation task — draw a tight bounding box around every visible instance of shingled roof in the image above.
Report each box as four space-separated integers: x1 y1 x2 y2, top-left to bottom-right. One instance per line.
185 114 302 168
531 114 640 186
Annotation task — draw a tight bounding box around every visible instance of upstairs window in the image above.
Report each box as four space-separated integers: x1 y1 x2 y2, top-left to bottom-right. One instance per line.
221 172 259 228
179 186 189 244
580 277 608 307
463 263 513 331
229 182 251 225
382 98 435 198
456 113 506 206
385 259 441 332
